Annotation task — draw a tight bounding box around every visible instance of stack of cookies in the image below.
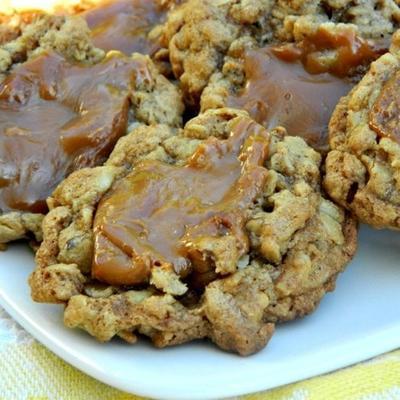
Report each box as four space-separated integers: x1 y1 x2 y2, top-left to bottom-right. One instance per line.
0 0 399 355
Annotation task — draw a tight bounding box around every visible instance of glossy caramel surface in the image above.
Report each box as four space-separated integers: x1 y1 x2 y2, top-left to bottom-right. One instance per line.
83 0 165 55
93 117 270 286
272 26 383 77
227 46 352 151
0 51 147 213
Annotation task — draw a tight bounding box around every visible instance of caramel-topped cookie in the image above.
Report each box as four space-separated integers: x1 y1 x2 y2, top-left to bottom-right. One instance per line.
159 0 398 150
0 51 144 214
161 0 400 106
29 109 357 355
93 117 269 286
201 22 389 152
324 31 400 229
0 12 184 246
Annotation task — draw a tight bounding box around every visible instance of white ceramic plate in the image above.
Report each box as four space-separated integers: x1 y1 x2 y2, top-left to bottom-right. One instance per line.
0 225 399 400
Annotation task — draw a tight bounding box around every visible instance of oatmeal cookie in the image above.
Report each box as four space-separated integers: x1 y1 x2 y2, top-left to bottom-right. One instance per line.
162 0 400 107
0 29 183 246
324 30 400 229
30 108 357 355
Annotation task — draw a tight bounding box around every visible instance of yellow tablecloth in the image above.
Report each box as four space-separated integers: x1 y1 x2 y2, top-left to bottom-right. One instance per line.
1 307 399 400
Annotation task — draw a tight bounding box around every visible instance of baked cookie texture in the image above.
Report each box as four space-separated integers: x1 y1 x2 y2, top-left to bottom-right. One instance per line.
162 0 400 104
0 212 43 251
0 13 105 82
160 0 274 104
30 109 357 355
324 30 400 229
0 12 184 247
270 0 400 41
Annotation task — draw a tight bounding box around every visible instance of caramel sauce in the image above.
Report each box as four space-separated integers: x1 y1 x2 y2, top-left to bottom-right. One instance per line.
93 117 270 286
0 51 148 213
227 46 352 151
369 70 400 144
272 26 383 77
226 28 387 151
82 0 165 56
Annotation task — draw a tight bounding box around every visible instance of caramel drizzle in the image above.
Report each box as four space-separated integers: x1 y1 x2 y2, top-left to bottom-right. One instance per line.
92 117 270 286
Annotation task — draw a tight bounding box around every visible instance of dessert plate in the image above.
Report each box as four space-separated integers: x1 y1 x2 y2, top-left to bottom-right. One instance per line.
0 225 399 400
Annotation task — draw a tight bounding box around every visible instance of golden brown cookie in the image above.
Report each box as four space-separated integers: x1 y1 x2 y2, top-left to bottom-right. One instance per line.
324 30 400 229
29 108 357 355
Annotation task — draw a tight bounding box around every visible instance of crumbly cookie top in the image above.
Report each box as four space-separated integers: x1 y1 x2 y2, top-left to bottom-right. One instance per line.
160 0 273 104
324 30 400 229
0 14 105 82
271 0 400 41
162 0 400 105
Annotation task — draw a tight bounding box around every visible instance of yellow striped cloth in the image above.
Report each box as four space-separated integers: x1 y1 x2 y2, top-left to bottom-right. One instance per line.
1 307 399 400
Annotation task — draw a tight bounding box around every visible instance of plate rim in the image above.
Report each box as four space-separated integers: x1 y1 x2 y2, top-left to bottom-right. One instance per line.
1 285 400 400
1 226 400 399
